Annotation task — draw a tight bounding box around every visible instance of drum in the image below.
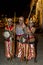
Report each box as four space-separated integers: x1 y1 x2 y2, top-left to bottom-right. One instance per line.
3 30 10 39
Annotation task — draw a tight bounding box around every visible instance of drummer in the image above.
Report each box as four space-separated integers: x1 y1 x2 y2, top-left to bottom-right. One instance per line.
3 18 15 60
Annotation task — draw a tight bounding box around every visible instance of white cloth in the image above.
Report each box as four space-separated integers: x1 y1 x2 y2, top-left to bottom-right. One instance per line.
16 26 24 35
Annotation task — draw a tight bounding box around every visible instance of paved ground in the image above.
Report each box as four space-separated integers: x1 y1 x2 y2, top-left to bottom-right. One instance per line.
0 28 43 65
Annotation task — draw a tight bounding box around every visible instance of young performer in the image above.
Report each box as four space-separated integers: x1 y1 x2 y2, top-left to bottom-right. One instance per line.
27 17 36 61
16 16 30 61
3 18 15 60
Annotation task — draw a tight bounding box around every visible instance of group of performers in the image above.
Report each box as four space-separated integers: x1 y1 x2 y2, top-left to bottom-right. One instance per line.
3 16 37 62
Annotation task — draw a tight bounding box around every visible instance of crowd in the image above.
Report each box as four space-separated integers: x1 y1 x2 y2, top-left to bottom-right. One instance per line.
3 15 37 63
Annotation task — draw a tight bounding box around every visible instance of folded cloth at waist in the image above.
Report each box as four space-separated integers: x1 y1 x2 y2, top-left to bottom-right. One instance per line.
16 34 24 36
29 36 35 39
6 38 10 42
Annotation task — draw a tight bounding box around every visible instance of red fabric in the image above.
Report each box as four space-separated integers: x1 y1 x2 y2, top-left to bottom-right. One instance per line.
5 25 14 31
6 38 10 42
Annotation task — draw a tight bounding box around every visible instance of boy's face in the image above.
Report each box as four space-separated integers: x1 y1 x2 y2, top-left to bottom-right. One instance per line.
19 17 24 24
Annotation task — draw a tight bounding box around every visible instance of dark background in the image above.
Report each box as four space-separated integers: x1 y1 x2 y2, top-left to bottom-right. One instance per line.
0 0 31 17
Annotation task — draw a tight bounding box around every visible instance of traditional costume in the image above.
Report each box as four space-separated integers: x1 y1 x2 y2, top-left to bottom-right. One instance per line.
16 17 29 61
27 18 36 60
3 18 15 59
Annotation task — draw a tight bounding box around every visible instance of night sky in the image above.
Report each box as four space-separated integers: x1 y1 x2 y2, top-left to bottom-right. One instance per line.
0 0 31 17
